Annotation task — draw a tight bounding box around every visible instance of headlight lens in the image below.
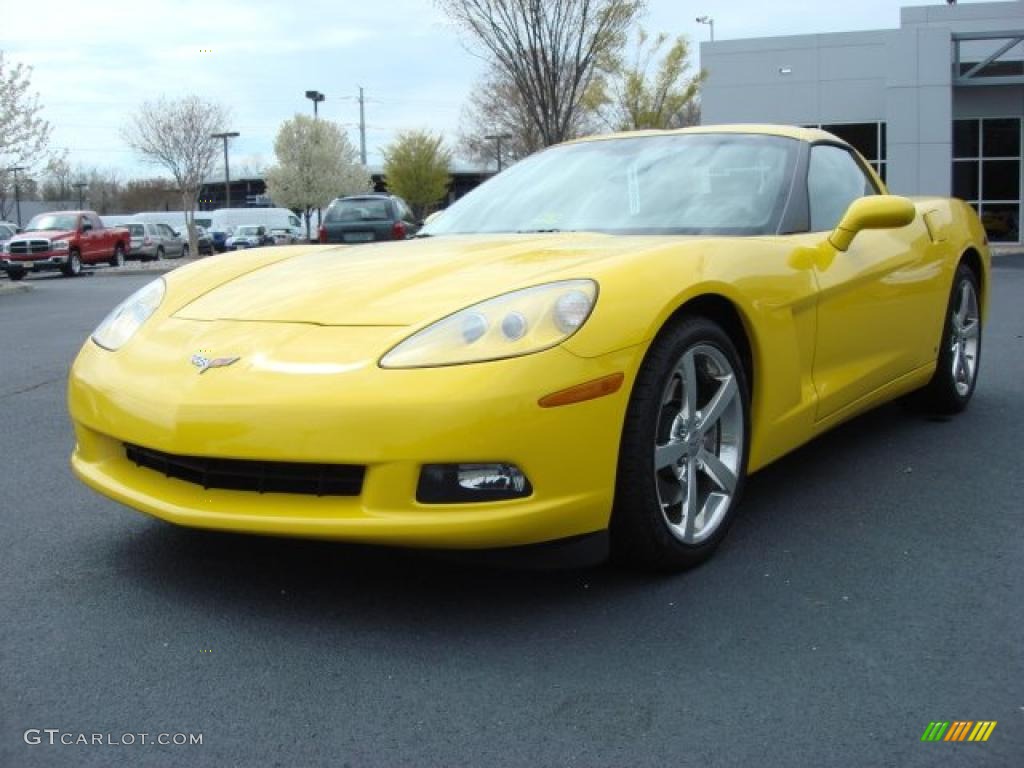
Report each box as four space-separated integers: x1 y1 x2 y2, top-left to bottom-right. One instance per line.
91 278 166 350
51 240 69 251
380 279 597 368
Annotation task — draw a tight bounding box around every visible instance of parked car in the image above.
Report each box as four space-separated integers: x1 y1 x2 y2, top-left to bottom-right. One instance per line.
1 211 131 279
125 222 189 261
66 126 992 569
225 225 270 250
318 194 419 243
206 208 303 243
269 228 297 245
176 224 214 255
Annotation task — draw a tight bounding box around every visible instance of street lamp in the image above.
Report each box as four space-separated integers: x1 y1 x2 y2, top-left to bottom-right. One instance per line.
484 133 513 172
4 166 26 227
305 90 325 119
211 131 240 208
73 181 88 209
696 15 715 41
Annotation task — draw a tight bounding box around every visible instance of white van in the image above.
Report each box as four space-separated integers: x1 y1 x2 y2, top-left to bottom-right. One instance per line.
207 208 304 240
131 211 215 230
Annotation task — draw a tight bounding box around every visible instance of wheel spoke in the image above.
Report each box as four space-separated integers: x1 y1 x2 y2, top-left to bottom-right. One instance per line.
655 440 687 471
699 448 737 494
697 375 737 434
675 350 698 420
961 319 980 339
681 459 699 543
957 283 970 324
951 344 963 382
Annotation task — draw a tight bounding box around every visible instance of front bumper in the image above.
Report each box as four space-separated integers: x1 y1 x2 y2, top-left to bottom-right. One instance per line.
2 253 68 272
68 318 640 549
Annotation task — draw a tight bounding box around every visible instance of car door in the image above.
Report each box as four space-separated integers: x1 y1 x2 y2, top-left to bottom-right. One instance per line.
809 144 947 421
159 224 182 257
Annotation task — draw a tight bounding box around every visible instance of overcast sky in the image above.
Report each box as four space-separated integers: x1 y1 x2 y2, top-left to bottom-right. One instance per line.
5 0 973 180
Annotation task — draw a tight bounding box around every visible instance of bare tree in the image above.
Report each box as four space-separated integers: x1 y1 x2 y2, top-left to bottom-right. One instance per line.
459 66 549 167
122 96 228 254
594 28 705 131
0 51 54 220
440 0 644 148
264 115 372 240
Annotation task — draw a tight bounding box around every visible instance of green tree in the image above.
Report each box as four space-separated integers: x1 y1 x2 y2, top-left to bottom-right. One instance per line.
264 115 372 239
382 131 452 219
595 28 705 130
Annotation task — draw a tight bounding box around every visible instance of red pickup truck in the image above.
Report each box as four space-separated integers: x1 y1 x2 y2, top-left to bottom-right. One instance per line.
1 210 131 280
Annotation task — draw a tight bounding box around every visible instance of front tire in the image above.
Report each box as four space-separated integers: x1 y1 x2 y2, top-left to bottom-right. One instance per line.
918 263 982 413
181 244 189 259
61 249 82 277
612 316 751 571
8 269 26 281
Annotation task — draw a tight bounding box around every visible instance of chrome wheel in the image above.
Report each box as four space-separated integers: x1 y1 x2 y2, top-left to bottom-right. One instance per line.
654 344 743 544
950 280 980 397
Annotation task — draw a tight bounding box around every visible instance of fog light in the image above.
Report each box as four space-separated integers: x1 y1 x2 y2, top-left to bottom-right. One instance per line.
417 463 533 503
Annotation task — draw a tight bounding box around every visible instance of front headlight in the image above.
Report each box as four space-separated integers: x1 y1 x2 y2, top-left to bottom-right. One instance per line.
380 279 597 368
51 240 70 251
91 278 166 351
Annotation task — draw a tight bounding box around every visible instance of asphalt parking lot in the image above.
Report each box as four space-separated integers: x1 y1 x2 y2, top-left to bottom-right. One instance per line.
1 264 1022 768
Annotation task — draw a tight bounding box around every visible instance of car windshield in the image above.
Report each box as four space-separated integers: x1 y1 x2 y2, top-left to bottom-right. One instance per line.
237 226 260 235
325 198 391 222
423 133 800 237
26 214 79 231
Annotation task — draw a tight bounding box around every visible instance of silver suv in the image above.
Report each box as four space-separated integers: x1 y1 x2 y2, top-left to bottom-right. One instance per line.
126 222 188 261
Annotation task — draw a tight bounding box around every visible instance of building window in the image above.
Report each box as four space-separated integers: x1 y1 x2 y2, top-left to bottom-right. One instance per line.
953 118 1021 243
806 123 887 182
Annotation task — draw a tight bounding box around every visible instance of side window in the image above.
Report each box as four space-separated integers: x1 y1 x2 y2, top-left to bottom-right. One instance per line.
289 216 301 228
807 145 877 231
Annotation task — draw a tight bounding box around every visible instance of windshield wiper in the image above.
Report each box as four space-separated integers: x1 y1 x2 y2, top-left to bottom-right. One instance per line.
515 228 566 234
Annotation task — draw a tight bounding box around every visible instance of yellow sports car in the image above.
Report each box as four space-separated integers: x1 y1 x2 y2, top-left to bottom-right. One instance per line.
68 125 990 570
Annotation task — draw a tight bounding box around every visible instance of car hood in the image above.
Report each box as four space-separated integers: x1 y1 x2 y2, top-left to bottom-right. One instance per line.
174 233 690 326
12 229 74 241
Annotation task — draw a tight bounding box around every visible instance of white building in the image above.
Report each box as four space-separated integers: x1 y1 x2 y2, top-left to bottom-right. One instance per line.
701 0 1024 243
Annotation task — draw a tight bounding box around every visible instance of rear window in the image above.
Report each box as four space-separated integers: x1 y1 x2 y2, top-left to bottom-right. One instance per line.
127 224 144 236
325 198 392 222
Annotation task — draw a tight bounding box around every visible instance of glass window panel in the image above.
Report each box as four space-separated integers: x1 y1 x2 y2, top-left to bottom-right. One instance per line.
822 123 878 160
981 203 1020 243
982 118 1021 158
808 145 876 231
953 120 980 158
880 123 887 161
953 161 979 201
982 159 1020 201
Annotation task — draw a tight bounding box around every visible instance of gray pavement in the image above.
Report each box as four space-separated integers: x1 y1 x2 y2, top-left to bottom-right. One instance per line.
1 263 1022 767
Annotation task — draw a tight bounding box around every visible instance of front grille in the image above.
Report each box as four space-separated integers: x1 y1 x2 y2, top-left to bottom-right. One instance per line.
9 239 50 255
125 443 364 496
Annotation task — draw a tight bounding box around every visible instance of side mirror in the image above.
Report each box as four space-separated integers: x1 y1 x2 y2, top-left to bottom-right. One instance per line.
829 195 916 252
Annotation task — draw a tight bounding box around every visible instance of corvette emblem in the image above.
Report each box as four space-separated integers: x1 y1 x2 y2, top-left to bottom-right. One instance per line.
191 353 241 374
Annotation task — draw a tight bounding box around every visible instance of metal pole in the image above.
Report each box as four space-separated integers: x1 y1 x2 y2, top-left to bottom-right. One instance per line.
211 132 240 209
484 134 513 173
359 86 367 165
73 182 87 208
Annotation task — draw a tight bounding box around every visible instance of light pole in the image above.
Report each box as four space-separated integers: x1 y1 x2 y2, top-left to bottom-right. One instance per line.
484 133 513 172
4 166 26 227
305 90 325 119
305 90 326 235
73 181 88 209
696 15 715 41
211 131 240 209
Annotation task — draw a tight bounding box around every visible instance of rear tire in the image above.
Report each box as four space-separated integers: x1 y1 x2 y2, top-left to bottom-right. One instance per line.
917 263 982 414
61 249 82 277
154 247 164 262
612 316 751 571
